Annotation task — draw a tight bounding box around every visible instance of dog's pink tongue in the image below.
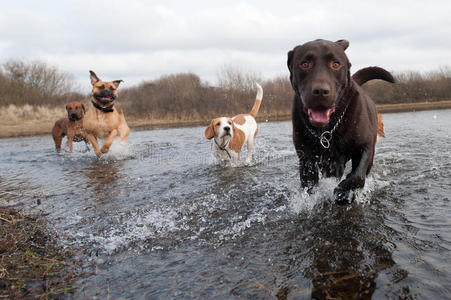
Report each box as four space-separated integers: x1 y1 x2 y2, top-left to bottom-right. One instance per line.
308 108 335 126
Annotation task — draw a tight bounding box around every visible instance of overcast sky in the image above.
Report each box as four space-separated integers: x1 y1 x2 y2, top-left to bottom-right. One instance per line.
1 0 451 91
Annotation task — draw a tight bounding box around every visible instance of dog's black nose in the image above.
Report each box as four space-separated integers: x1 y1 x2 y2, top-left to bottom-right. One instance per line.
224 126 230 132
312 83 330 97
70 112 78 119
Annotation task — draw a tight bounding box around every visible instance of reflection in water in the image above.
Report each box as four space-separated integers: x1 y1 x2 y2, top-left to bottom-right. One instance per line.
0 110 450 299
305 203 396 299
81 161 124 204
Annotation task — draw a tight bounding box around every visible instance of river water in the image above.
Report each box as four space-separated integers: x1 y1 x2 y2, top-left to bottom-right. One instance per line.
1 109 450 299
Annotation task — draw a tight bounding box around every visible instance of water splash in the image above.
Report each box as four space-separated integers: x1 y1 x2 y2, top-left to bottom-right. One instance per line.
100 139 134 160
288 172 389 213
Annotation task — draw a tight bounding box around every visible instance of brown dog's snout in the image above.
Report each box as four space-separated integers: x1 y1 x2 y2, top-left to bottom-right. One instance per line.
312 82 330 97
68 110 80 121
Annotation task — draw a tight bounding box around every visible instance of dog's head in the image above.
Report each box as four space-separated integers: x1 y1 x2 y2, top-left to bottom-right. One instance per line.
287 39 351 127
204 117 234 141
66 102 85 121
89 70 123 105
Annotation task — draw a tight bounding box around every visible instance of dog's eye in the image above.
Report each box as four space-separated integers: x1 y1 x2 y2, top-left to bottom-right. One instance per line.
99 84 105 89
109 86 114 91
299 61 313 70
330 61 342 70
215 122 220 126
228 121 232 125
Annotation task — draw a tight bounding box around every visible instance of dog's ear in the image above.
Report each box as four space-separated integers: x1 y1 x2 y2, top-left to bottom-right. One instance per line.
335 39 349 51
81 103 86 113
113 80 123 88
231 120 237 131
65 104 70 112
204 122 215 140
89 70 100 85
287 49 295 85
287 50 294 72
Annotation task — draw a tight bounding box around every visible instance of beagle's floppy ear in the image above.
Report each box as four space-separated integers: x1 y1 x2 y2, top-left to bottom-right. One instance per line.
204 122 215 140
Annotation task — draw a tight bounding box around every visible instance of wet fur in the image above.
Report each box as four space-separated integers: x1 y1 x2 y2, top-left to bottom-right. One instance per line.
83 70 130 157
205 83 263 164
287 39 394 204
52 102 88 152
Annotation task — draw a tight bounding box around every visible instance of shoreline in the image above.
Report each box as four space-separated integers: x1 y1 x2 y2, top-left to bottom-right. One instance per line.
1 100 450 139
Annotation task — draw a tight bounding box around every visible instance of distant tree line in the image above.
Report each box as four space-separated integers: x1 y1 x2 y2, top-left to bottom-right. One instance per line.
118 67 293 120
0 60 83 107
1 60 451 120
362 67 451 104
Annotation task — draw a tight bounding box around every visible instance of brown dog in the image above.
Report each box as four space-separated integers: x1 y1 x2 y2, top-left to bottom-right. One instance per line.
52 102 88 152
82 71 130 157
287 39 394 204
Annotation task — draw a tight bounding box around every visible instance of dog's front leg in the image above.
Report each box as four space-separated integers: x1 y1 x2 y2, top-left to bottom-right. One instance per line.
67 137 73 152
101 129 118 154
53 135 62 152
334 146 373 204
83 141 90 152
86 133 102 157
299 159 319 192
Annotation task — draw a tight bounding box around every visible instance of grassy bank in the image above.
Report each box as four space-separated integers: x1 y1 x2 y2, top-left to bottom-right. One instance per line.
0 208 81 299
376 100 451 113
2 60 451 139
1 100 450 139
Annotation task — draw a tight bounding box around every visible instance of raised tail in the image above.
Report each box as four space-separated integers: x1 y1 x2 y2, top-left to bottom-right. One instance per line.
249 83 263 118
352 66 395 86
377 113 385 139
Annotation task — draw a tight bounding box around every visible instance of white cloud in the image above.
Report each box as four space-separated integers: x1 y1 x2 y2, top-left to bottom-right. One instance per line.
1 0 451 91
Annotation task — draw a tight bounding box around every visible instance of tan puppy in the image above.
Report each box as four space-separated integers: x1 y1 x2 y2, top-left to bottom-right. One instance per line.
83 71 130 157
204 83 263 163
52 102 88 152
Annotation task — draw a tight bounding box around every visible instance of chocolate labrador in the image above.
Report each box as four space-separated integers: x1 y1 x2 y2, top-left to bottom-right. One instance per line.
287 39 394 204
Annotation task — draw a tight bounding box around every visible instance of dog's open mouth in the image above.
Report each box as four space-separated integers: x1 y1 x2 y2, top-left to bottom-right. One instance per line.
304 106 336 127
94 94 115 104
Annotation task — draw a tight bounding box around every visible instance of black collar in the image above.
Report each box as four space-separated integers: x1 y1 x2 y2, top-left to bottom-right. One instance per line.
91 99 114 113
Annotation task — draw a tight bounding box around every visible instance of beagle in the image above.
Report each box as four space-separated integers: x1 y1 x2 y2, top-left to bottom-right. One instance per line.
204 83 263 164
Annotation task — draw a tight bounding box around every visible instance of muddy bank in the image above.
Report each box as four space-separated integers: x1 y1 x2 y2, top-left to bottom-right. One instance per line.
1 100 450 138
0 208 81 299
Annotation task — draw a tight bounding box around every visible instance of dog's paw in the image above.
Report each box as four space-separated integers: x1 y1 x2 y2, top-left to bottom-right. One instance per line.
100 146 109 153
333 187 355 205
